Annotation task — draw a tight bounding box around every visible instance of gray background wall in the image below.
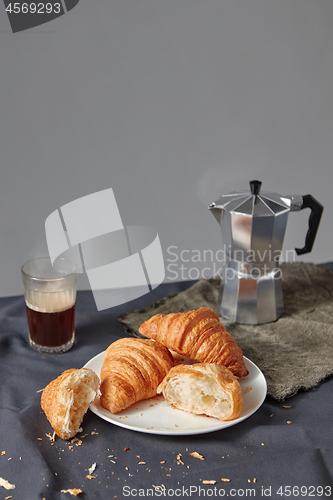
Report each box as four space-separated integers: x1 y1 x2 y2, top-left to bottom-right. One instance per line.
1 0 332 297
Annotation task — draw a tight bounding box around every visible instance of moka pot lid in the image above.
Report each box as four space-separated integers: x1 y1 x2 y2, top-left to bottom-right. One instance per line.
212 180 291 217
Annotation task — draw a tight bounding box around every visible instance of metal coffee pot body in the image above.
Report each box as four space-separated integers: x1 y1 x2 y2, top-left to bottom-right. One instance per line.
209 181 323 324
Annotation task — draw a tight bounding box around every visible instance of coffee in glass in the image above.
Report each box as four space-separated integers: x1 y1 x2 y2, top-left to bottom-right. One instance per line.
21 257 77 353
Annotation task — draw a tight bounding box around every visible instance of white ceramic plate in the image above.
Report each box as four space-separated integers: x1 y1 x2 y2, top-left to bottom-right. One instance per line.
84 351 267 436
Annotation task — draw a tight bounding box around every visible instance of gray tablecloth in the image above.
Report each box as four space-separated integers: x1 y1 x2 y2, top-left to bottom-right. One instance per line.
0 270 332 499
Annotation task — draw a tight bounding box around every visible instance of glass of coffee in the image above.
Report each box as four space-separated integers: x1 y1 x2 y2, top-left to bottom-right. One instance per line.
21 257 77 354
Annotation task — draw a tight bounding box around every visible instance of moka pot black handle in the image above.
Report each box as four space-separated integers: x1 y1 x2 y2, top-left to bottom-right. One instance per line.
295 195 324 256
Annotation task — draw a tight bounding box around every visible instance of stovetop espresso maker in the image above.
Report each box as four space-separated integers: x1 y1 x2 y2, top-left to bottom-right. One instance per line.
209 180 323 324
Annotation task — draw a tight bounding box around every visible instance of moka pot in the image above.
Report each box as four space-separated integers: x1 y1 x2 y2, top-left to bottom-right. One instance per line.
209 180 323 324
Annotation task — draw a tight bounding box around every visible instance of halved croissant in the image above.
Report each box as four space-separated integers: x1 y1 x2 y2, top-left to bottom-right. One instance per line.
138 307 249 378
41 368 100 440
157 363 243 421
100 338 174 413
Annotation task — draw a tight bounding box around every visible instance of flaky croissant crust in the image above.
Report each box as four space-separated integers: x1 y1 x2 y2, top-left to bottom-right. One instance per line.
139 307 249 378
100 338 174 414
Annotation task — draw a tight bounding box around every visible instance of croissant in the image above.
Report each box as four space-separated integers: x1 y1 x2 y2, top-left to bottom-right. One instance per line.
41 368 100 440
157 363 243 421
100 338 174 413
138 307 249 378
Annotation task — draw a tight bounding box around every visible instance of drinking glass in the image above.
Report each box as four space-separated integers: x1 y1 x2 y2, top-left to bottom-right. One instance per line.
21 257 77 353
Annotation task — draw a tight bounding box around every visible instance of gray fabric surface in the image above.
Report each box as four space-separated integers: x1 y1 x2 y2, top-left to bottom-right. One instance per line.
117 263 333 401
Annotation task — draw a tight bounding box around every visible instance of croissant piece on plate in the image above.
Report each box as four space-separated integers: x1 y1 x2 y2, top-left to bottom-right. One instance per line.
138 307 249 378
157 363 243 421
41 368 100 440
100 338 174 413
